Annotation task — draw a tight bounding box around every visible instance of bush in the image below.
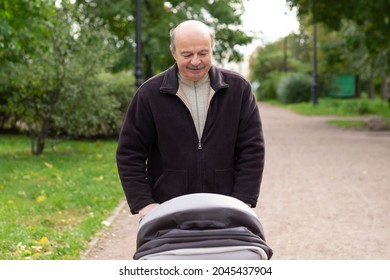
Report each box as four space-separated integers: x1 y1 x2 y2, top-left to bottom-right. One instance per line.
255 71 285 101
277 73 312 104
53 72 135 139
97 72 136 115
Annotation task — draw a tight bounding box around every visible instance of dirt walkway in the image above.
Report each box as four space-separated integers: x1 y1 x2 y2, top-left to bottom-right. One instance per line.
82 102 390 260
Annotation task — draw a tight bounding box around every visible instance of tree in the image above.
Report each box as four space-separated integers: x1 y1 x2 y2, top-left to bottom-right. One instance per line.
75 0 253 80
248 31 313 100
249 33 311 82
1 1 121 155
1 0 253 155
285 0 390 102
286 0 390 88
0 0 54 57
1 0 55 135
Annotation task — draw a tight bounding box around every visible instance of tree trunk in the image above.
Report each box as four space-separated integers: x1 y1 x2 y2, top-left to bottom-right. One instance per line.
367 76 375 99
283 36 288 72
381 76 390 108
30 118 50 156
355 75 361 98
31 134 45 156
381 76 390 98
144 54 153 80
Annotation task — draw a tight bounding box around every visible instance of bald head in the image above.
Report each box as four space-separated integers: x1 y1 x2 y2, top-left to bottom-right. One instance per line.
169 20 214 81
170 20 215 53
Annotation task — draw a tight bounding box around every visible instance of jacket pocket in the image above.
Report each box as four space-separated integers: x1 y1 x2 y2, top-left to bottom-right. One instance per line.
214 168 234 195
152 170 188 203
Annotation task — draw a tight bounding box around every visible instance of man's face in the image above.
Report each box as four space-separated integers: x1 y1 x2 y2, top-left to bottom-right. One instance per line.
171 26 213 82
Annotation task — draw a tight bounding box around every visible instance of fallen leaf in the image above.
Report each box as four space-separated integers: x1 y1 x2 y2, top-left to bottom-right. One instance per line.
35 195 46 202
38 236 49 245
44 162 53 168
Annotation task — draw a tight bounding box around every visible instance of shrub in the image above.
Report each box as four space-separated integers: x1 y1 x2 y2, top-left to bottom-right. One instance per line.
255 71 285 101
277 73 312 104
53 72 135 139
97 72 136 115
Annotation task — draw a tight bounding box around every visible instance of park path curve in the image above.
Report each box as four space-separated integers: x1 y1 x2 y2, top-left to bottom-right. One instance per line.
82 102 390 260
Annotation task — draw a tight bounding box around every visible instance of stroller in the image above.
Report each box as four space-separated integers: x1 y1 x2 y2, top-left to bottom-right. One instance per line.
134 193 273 260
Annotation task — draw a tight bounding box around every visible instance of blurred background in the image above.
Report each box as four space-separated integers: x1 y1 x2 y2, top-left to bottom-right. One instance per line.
1 0 389 260
1 0 389 154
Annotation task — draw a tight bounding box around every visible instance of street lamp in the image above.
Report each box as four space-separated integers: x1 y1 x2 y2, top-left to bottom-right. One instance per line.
312 22 318 105
135 0 143 87
283 12 288 72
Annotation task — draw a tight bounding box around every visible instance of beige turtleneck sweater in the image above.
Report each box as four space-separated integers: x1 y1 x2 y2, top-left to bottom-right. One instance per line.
177 73 215 141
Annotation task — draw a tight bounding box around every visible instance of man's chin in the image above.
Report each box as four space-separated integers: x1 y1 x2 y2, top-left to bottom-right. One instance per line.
190 69 207 77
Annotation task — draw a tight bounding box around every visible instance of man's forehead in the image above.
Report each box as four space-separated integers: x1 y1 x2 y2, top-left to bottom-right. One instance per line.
179 48 210 54
175 35 212 50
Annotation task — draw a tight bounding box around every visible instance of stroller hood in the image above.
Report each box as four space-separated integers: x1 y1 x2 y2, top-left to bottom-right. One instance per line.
134 193 273 260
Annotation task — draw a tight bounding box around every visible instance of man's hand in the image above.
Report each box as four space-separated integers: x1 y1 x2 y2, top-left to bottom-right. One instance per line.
138 203 159 219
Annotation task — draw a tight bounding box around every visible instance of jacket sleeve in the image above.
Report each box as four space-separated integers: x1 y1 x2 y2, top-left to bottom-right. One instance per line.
232 82 265 207
116 90 156 214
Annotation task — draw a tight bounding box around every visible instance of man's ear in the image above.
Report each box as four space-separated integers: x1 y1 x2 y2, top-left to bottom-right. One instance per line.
170 48 176 60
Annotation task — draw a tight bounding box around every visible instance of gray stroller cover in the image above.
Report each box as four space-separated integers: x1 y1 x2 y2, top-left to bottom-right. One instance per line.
134 193 273 260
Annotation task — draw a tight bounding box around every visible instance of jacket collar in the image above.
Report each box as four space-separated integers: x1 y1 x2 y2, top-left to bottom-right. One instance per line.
160 64 229 95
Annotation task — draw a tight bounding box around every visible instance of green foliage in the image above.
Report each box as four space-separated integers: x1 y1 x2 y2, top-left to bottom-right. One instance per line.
53 70 135 138
2 0 253 155
53 72 134 139
1 2 123 154
327 119 366 130
0 135 124 259
268 97 390 131
249 33 313 101
276 73 312 104
75 0 252 79
96 72 136 116
286 0 390 75
249 33 312 83
281 97 390 119
0 0 54 57
255 71 285 101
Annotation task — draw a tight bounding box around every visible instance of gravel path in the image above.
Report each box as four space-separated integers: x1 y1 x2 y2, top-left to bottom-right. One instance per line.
82 102 390 260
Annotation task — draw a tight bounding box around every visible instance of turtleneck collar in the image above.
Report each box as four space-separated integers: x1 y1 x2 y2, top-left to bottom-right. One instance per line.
178 72 209 87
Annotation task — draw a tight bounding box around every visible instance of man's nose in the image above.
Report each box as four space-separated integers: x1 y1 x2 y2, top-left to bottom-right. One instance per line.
190 55 201 65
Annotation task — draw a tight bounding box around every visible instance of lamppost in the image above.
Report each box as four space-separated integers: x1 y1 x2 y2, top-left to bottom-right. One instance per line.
312 22 318 105
311 0 318 106
283 12 288 72
135 0 143 87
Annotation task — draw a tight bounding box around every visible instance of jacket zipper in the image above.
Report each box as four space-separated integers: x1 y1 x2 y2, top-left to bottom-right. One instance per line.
194 81 202 150
193 81 204 192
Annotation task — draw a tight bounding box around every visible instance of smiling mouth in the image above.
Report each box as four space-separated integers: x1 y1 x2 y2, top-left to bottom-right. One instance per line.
187 66 205 71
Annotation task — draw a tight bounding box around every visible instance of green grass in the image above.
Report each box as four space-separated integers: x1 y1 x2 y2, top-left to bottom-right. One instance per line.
266 97 390 130
327 119 366 130
0 135 124 260
268 97 389 117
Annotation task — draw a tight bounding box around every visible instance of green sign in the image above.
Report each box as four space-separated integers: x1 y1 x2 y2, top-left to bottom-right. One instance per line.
329 74 355 98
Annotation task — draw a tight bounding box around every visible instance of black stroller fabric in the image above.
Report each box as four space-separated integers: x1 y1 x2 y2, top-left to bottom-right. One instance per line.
134 193 273 260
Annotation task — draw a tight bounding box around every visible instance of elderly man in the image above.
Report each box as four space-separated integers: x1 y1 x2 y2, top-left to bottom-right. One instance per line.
116 20 265 218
